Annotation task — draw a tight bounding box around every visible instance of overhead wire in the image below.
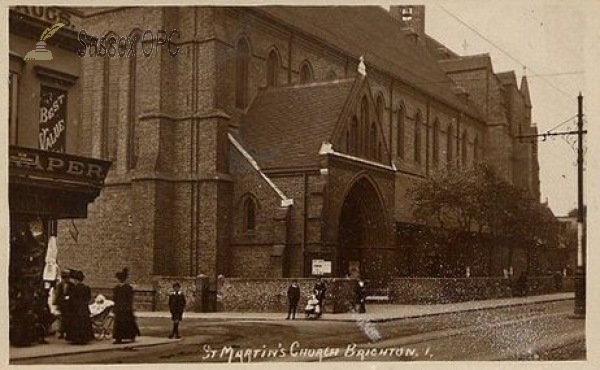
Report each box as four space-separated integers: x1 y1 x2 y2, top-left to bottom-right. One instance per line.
437 5 578 103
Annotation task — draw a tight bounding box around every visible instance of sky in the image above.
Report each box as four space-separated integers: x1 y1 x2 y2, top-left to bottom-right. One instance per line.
415 0 597 216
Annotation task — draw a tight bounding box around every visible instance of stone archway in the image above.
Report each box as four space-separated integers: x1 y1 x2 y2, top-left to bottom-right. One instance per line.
337 176 391 288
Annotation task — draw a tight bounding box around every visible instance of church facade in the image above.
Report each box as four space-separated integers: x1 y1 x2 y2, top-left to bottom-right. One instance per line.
47 6 539 288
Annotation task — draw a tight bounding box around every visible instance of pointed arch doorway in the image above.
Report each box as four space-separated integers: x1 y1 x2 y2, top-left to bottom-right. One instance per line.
337 176 391 288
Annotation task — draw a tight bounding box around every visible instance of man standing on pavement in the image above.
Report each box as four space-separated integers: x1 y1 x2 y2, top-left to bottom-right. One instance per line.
168 282 186 339
286 280 301 320
355 278 367 314
54 269 74 339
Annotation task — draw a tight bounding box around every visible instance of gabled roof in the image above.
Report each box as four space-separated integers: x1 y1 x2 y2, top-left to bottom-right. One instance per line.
254 6 483 121
240 79 357 170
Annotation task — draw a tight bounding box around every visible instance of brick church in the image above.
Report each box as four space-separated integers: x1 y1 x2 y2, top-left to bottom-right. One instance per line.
46 6 539 288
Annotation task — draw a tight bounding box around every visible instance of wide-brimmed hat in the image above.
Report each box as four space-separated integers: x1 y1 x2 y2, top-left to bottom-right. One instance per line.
115 268 129 281
72 270 84 282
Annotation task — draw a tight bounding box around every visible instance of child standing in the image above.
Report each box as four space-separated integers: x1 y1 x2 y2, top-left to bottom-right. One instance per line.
168 282 186 339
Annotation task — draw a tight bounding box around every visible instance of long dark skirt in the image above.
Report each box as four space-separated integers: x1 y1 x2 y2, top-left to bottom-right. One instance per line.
113 310 140 341
66 312 93 344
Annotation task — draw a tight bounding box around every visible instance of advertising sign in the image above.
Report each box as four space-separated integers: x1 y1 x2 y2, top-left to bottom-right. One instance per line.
39 85 67 152
312 259 332 275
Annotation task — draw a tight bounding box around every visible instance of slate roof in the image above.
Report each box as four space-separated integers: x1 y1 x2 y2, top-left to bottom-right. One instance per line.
240 79 357 170
255 6 483 120
438 53 492 73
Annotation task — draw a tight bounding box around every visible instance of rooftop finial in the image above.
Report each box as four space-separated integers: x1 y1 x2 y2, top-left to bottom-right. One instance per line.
358 55 366 76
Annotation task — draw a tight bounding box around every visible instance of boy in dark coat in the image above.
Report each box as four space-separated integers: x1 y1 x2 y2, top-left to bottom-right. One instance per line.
168 282 186 339
286 280 301 320
355 279 367 313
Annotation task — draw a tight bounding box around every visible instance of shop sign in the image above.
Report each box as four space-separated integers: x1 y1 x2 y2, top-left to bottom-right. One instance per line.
12 6 76 29
9 147 109 183
39 86 67 152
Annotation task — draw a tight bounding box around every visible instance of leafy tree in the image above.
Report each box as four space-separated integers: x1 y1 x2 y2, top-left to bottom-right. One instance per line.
408 163 560 275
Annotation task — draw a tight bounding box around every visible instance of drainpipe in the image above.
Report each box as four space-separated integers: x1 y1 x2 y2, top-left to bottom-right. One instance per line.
426 97 431 176
389 79 394 164
302 172 308 276
457 113 462 167
288 33 293 85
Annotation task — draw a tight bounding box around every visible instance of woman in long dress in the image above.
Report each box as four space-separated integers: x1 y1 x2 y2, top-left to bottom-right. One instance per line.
66 270 93 344
112 268 140 344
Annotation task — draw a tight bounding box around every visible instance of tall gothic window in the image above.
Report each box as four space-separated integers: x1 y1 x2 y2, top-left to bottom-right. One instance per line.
369 123 377 159
300 61 313 84
376 95 384 124
244 197 257 231
397 105 405 159
433 119 440 165
447 123 454 167
414 112 422 164
360 97 369 157
473 135 480 162
461 130 469 166
266 49 280 87
236 38 250 108
350 116 359 155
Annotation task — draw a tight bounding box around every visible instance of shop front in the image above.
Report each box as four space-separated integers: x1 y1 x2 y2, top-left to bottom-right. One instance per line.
9 146 110 346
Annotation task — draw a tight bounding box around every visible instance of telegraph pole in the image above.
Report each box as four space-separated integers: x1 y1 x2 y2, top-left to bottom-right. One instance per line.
574 92 585 316
517 93 586 317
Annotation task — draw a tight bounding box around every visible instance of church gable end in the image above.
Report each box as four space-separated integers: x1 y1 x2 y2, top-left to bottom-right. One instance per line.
332 77 392 166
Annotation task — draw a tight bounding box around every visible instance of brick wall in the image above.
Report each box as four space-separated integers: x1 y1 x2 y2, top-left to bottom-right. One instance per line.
390 276 574 304
218 278 358 313
152 275 210 312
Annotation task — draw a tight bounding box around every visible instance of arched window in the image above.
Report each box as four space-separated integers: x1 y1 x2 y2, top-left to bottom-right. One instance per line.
433 119 440 166
235 38 250 108
360 97 369 156
266 49 280 87
447 123 454 167
300 61 313 84
397 105 405 159
326 70 337 80
244 197 257 231
369 123 377 159
414 112 422 164
350 116 359 155
376 95 384 124
461 130 469 166
473 135 480 162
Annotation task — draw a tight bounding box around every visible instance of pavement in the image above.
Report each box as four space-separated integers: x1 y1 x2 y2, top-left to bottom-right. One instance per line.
9 292 575 361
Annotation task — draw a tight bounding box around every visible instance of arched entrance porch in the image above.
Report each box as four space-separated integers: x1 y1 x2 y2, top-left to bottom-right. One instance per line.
337 176 393 288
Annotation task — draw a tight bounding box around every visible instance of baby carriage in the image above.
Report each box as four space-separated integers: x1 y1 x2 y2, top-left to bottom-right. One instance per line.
90 295 115 340
304 295 321 319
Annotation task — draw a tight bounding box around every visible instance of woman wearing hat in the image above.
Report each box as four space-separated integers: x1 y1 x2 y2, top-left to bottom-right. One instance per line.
66 270 93 344
112 268 141 344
